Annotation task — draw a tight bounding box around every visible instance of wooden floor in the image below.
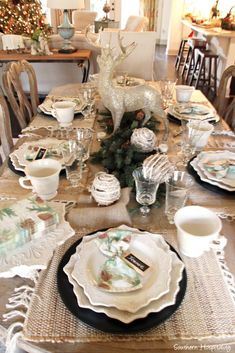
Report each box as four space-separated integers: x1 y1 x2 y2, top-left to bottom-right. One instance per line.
154 45 179 82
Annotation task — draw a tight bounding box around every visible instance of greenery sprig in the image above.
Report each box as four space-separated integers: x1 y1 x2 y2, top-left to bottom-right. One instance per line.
91 110 160 188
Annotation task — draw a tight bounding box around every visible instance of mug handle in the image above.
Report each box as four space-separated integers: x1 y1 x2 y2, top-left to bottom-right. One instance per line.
19 176 33 190
210 235 227 251
51 109 57 118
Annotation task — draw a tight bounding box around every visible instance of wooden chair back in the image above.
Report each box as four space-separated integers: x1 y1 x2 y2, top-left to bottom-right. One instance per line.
0 87 14 162
224 97 235 131
2 60 39 130
214 65 235 119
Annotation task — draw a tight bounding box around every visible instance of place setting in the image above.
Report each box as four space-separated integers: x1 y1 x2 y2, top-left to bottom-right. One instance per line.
188 150 235 195
165 84 220 125
57 224 187 333
8 137 67 175
38 96 85 117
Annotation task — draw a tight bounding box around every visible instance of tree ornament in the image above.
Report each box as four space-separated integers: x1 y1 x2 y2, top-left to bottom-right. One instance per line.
90 172 121 206
131 128 157 152
143 154 174 183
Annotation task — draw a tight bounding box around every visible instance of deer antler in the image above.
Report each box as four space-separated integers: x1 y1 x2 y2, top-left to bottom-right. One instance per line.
118 32 137 58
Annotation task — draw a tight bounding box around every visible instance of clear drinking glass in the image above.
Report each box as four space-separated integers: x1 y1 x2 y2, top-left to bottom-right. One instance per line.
75 128 93 163
132 167 160 216
61 140 83 188
159 80 177 109
177 119 197 167
165 171 194 224
81 85 96 119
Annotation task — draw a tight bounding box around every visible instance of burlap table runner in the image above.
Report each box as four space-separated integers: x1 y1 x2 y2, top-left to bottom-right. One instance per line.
22 228 235 344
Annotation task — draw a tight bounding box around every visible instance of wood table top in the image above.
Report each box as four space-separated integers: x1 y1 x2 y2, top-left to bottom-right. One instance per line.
0 49 92 62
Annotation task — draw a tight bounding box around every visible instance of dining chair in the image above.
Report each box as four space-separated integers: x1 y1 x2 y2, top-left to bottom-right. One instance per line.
104 15 149 32
2 59 39 130
100 31 157 80
72 10 97 32
224 97 235 131
0 87 14 164
214 65 235 125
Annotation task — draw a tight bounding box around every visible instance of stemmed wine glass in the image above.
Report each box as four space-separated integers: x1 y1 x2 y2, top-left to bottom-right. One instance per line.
81 86 96 119
132 167 160 216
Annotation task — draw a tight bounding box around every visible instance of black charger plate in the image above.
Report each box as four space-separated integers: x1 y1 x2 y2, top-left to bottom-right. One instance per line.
187 158 235 197
57 233 187 334
8 157 25 176
167 113 181 125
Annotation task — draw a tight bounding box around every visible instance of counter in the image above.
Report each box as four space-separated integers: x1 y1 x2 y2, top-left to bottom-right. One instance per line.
182 19 235 85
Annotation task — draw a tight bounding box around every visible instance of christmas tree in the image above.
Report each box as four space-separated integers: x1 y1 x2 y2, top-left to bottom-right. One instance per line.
0 0 51 37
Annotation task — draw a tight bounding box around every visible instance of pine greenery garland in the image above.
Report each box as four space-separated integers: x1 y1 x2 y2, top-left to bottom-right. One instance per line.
91 110 160 188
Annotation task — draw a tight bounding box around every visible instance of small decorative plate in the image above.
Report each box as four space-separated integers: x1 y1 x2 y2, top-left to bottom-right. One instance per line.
38 97 85 116
71 226 172 313
10 138 67 171
63 236 184 324
0 201 75 278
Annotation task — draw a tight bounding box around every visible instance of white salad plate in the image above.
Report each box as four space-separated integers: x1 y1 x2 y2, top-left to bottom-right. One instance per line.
168 103 219 123
70 228 173 313
9 138 67 171
63 235 184 324
190 151 235 192
38 97 85 116
197 150 235 188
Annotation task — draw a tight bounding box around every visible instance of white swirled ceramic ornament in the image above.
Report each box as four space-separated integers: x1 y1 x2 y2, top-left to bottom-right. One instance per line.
131 128 157 152
91 172 121 206
143 153 174 183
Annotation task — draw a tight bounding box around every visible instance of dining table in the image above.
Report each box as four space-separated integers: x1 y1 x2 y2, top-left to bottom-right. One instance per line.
0 82 235 353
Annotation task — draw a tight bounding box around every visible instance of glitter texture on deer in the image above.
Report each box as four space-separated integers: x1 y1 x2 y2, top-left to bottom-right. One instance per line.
86 29 167 135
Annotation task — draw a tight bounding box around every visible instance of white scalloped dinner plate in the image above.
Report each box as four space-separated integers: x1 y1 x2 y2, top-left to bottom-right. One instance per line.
168 103 219 123
9 138 66 171
38 97 85 115
63 231 184 323
190 152 235 192
197 150 235 188
70 228 172 313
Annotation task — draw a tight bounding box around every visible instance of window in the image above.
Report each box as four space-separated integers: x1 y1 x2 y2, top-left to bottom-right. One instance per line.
40 0 51 23
90 0 106 20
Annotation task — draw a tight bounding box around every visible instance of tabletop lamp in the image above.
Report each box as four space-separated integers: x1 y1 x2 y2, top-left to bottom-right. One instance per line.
47 0 85 53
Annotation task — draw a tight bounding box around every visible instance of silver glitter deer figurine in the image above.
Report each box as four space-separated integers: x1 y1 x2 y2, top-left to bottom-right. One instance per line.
86 29 166 134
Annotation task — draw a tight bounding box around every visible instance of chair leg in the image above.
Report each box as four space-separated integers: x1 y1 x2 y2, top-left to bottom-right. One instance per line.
175 40 183 69
185 49 194 83
208 57 212 90
189 55 200 86
213 58 217 96
195 57 205 89
181 47 191 76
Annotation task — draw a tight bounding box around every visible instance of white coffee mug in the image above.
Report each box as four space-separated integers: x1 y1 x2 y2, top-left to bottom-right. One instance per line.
187 121 214 149
174 205 226 257
175 85 195 103
19 159 61 200
51 101 76 127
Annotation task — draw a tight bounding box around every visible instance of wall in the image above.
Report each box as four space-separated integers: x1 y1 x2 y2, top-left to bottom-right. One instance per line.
156 0 171 45
166 0 186 55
